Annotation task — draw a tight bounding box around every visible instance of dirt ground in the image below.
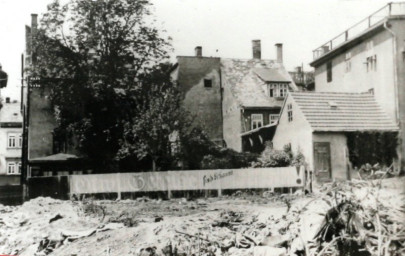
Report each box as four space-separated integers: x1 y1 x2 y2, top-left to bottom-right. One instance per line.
0 177 404 256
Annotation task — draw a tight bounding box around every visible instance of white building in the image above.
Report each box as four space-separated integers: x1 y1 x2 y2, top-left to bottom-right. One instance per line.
0 98 22 185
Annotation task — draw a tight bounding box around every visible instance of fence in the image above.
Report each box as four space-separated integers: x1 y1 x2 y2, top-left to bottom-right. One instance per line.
27 176 69 200
69 166 308 198
0 185 23 205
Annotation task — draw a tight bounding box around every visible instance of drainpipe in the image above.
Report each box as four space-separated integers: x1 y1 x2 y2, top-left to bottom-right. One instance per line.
384 20 402 171
383 21 400 124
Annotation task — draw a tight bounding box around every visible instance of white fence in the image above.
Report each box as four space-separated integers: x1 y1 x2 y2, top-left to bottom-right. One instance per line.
70 166 307 196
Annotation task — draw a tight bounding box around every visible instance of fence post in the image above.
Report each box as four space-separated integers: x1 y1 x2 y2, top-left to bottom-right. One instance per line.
117 173 121 200
167 189 172 199
218 189 222 197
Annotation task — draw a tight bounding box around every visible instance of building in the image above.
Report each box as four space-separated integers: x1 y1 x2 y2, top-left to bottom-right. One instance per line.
21 14 82 182
170 40 297 153
0 98 23 186
272 92 398 182
309 2 405 169
288 66 314 91
0 64 7 89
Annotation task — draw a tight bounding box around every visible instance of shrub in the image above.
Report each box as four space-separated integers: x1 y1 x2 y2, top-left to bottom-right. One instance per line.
252 142 307 168
201 149 259 169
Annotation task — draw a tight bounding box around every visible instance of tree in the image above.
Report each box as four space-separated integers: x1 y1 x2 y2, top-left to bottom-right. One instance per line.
32 0 172 171
116 63 198 171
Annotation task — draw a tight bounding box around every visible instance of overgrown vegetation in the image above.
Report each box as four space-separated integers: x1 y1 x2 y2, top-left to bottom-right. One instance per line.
252 142 306 168
347 132 398 168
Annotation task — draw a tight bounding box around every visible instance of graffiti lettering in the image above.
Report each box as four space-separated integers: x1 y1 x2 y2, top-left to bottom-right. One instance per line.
203 170 233 186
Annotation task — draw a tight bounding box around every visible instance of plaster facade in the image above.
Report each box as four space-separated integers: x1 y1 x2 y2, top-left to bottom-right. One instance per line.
272 95 313 167
172 57 223 144
312 133 348 181
0 102 23 185
311 16 405 169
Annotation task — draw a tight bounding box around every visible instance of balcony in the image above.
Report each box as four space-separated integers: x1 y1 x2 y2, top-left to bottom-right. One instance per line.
312 2 405 61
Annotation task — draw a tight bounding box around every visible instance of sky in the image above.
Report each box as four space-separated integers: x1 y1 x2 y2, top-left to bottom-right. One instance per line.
0 0 401 101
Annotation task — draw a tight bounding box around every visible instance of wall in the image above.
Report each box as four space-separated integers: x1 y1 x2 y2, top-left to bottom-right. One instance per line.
0 127 22 175
392 18 405 169
314 29 396 122
28 85 56 159
272 95 313 167
312 133 348 181
222 70 242 151
175 57 223 143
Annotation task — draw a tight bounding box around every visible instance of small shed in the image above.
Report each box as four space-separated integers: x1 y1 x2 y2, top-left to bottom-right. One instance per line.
272 92 399 183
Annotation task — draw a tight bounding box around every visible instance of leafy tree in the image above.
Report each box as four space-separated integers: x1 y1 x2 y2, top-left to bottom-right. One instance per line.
116 63 199 171
31 0 172 171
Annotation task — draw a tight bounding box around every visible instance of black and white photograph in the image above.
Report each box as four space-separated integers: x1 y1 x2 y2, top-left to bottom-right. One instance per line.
0 0 404 255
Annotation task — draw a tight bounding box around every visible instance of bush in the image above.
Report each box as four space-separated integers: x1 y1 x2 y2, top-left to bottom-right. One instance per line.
253 148 291 167
252 142 307 168
201 148 259 169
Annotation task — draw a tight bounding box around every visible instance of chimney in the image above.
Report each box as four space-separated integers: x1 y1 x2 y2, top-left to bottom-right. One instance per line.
195 46 202 57
5 97 10 103
252 40 261 59
275 43 283 63
31 14 38 35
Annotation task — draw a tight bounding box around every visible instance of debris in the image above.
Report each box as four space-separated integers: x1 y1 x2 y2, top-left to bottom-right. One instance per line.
253 246 287 256
49 214 63 223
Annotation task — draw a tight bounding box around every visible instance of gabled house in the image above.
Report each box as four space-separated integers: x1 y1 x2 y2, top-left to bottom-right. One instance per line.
171 40 297 153
309 2 405 170
272 92 399 182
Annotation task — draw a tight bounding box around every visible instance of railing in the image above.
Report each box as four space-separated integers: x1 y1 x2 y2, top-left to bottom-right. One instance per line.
313 2 405 60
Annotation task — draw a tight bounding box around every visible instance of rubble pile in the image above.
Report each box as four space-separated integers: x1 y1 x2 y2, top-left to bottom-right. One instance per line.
0 197 122 256
0 177 403 255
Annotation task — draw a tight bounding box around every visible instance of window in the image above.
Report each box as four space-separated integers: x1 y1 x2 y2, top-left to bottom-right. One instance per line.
268 83 289 98
204 79 212 88
269 114 279 124
366 55 377 72
345 52 351 73
251 114 263 130
287 104 293 122
7 162 18 175
326 62 332 82
18 163 22 174
269 88 274 97
8 133 22 148
18 134 22 148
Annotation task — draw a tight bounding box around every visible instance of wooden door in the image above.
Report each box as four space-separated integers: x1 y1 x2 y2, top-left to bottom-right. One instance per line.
313 142 332 182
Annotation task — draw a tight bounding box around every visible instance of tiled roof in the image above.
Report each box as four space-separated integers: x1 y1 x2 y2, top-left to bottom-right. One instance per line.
0 103 22 123
291 92 399 132
221 59 295 108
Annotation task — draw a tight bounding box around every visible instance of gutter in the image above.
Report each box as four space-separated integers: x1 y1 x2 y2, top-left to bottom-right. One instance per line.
383 21 400 124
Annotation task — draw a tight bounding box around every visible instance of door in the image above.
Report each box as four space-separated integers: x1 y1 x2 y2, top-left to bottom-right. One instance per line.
313 142 332 182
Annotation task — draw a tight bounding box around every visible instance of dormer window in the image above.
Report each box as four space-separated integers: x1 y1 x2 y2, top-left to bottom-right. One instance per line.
268 83 289 98
204 79 212 88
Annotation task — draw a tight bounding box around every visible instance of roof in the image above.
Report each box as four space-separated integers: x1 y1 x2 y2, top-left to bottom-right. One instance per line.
290 92 399 132
221 58 296 108
253 68 291 82
29 153 80 163
0 103 22 124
